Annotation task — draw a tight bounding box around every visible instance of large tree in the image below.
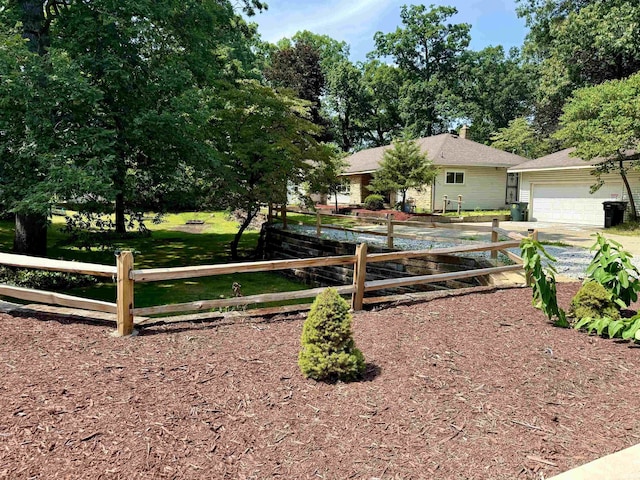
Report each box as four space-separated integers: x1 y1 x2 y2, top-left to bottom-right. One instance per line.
373 4 471 137
358 60 404 148
369 137 438 212
0 0 265 254
490 117 550 159
457 47 535 144
264 40 327 132
215 81 325 259
518 0 640 133
56 0 261 233
0 1 113 255
554 73 640 220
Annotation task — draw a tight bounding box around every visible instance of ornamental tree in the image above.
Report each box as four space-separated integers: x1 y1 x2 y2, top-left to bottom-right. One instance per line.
299 288 365 382
369 137 438 212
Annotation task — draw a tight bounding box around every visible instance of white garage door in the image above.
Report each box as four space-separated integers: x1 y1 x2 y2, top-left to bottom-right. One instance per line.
531 183 624 226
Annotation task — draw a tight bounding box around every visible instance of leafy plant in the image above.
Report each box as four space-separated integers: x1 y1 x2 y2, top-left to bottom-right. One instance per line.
521 237 568 327
574 313 640 341
569 281 620 322
0 267 97 291
299 288 366 382
363 194 385 211
585 234 640 308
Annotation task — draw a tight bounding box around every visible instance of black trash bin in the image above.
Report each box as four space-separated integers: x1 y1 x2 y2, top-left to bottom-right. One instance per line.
603 201 627 228
510 202 528 221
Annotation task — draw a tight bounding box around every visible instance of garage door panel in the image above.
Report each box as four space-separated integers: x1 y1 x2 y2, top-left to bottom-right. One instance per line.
532 183 623 226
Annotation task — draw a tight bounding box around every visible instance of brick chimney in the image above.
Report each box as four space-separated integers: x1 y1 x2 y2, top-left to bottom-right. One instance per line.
459 124 469 139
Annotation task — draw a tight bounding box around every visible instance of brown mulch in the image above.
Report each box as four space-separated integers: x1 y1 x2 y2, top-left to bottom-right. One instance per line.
1 283 639 480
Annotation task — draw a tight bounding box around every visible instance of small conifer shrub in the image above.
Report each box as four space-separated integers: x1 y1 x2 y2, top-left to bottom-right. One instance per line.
569 281 620 322
298 288 365 382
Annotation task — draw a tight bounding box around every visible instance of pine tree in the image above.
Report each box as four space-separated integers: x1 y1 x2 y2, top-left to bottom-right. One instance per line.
299 288 365 382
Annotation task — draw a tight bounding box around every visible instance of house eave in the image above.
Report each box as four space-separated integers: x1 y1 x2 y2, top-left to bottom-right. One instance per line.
509 165 595 173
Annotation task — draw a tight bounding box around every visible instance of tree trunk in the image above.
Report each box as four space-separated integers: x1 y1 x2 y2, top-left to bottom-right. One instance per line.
230 209 257 260
14 213 47 256
19 0 48 54
619 161 638 220
115 191 126 234
13 2 49 256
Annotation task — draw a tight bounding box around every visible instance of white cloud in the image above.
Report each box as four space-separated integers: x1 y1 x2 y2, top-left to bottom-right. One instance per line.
253 0 394 44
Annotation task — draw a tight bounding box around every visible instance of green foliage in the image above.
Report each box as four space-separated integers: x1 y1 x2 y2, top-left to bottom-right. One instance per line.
574 314 640 341
585 234 640 308
363 195 385 211
305 147 348 212
569 281 620 322
518 0 640 133
369 137 437 211
456 47 535 144
0 267 97 291
520 237 568 327
491 117 550 159
214 81 324 259
298 288 365 382
373 4 470 137
554 73 640 219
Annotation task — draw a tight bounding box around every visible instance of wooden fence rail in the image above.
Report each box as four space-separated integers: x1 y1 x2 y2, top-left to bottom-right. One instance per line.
0 218 531 337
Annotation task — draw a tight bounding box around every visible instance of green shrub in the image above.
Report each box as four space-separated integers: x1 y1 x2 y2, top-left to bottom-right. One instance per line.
298 288 365 382
0 267 97 291
585 234 640 308
569 281 620 322
363 194 385 211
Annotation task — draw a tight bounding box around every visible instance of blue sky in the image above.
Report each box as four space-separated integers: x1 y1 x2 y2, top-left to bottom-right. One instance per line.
249 0 528 61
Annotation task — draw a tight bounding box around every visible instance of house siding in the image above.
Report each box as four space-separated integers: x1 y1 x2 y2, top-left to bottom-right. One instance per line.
433 167 511 212
406 186 433 211
519 170 640 222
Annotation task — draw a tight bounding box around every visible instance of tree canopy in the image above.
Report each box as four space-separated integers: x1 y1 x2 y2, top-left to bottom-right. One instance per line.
554 73 640 219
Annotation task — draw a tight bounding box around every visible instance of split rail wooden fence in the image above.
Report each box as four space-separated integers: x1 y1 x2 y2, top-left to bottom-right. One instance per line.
0 219 533 337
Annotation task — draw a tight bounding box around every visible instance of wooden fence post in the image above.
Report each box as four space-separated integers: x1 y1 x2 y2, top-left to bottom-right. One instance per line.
116 250 134 336
267 203 273 223
442 195 447 214
351 243 368 311
386 214 394 249
491 218 499 262
316 211 321 237
457 195 462 215
281 205 287 230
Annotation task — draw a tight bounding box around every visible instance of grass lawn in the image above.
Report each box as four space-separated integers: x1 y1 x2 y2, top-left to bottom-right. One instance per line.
441 209 510 217
607 220 640 236
0 212 308 310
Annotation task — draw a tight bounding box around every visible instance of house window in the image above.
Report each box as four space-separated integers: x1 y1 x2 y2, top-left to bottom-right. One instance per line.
336 181 350 195
445 171 465 185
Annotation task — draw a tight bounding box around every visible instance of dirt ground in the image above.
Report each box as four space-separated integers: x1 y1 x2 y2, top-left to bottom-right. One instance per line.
1 283 639 480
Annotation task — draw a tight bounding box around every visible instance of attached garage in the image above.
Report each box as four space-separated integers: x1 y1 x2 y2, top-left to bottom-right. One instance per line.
509 148 640 227
530 182 623 226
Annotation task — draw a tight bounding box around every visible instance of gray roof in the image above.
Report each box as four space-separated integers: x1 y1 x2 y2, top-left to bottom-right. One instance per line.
343 133 529 175
508 148 602 172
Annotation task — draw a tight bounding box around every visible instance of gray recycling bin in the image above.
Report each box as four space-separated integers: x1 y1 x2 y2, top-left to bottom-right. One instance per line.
603 201 627 228
510 202 528 221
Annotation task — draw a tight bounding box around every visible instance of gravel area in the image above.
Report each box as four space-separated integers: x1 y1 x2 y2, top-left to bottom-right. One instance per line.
289 225 640 280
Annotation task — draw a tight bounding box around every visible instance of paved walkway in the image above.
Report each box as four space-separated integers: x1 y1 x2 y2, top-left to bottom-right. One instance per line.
547 443 640 480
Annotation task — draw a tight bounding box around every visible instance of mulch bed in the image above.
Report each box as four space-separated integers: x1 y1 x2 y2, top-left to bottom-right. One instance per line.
1 283 639 479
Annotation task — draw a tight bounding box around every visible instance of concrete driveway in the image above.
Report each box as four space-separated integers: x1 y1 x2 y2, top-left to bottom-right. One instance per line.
486 220 640 255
